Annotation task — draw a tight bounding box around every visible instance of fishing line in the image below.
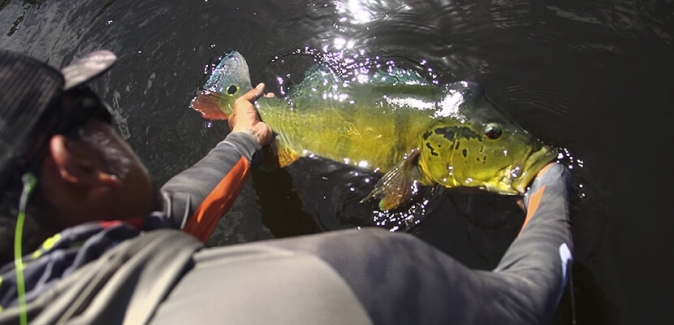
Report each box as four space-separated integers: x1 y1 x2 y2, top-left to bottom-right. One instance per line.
14 173 37 325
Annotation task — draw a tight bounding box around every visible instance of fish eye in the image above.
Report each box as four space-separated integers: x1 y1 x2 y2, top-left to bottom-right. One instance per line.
484 123 503 139
227 85 238 95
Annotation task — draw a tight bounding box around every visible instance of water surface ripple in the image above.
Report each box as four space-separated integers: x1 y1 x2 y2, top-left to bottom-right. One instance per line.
2 0 673 324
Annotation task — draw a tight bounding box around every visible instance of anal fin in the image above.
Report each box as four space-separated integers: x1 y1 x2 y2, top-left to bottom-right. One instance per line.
278 146 300 168
259 141 301 171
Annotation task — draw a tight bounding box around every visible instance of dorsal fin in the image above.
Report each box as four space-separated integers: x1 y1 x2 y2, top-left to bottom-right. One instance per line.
367 67 430 86
287 65 343 99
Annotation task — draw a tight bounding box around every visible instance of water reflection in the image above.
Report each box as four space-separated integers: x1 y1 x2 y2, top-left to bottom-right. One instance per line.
294 0 482 81
2 0 673 323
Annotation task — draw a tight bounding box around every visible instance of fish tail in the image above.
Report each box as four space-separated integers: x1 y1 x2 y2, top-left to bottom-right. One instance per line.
190 91 231 120
190 51 253 120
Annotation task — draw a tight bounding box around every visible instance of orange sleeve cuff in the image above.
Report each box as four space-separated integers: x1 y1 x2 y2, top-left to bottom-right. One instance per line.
518 185 546 236
182 157 251 242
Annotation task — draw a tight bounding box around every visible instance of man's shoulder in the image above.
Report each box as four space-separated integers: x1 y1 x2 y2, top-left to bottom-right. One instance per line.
0 213 174 308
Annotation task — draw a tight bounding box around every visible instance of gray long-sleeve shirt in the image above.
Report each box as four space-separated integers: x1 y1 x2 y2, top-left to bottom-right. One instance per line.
0 131 572 325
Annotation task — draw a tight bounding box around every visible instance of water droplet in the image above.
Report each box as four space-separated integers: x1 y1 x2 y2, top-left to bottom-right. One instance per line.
204 121 212 128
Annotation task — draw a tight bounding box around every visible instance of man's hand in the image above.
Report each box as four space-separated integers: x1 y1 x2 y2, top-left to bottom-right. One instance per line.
229 83 274 146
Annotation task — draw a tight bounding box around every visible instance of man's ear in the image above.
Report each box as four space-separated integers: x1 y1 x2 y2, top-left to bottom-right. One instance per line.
47 135 121 188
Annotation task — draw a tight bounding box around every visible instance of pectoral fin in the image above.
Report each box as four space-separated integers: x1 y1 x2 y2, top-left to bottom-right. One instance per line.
360 149 422 211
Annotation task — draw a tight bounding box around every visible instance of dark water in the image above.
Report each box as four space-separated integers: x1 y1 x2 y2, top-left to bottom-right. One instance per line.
2 0 673 323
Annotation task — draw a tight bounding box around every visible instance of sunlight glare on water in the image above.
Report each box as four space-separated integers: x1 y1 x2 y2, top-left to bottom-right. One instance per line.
335 0 415 25
555 147 588 201
372 193 436 232
336 0 374 24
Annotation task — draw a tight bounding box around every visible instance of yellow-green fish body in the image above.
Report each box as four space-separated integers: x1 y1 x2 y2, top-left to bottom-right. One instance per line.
192 51 557 210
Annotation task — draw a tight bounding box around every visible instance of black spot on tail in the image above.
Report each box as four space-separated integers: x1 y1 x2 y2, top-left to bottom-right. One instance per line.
434 126 481 142
462 148 468 158
423 131 432 140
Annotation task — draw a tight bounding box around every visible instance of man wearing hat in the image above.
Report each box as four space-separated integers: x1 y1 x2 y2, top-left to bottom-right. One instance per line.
0 50 573 324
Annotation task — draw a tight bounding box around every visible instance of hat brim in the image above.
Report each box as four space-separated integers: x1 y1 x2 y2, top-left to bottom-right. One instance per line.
61 50 117 90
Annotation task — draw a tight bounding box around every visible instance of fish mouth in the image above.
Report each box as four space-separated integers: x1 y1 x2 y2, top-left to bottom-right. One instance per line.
510 143 558 194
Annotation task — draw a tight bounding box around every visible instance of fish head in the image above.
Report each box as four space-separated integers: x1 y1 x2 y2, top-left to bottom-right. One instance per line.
190 51 253 120
418 81 557 195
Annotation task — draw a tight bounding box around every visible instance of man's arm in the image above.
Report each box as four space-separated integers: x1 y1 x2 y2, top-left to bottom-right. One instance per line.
487 163 574 323
252 163 573 324
160 84 272 242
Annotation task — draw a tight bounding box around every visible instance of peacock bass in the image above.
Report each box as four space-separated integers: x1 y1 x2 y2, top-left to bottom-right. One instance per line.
191 51 557 210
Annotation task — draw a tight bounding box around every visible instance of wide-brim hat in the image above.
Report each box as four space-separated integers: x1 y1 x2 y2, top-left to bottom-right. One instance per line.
0 50 117 192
